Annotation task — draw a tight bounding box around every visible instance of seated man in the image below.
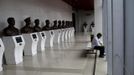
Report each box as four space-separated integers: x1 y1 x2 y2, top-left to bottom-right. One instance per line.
3 17 20 36
92 33 105 58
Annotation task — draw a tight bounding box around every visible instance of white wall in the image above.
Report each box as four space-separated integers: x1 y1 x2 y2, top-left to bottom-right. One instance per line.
0 0 72 31
75 10 94 32
94 0 102 35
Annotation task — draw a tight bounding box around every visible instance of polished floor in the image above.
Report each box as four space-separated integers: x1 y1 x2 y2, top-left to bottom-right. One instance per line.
0 33 107 75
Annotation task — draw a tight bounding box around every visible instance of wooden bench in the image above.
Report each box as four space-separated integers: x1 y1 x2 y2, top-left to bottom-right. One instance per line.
83 47 97 55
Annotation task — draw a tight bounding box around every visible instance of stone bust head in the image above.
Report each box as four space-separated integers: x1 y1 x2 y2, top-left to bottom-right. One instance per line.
20 17 33 33
7 17 15 27
24 17 31 26
35 19 39 25
33 19 41 32
3 17 19 36
45 19 50 27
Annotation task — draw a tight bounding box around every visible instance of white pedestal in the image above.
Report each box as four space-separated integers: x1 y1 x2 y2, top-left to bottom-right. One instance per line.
68 28 72 40
71 27 75 37
23 33 39 56
73 28 75 37
64 28 67 41
2 35 25 64
53 29 59 43
45 31 51 48
37 32 46 52
65 28 69 41
61 29 66 42
50 30 54 48
84 26 88 34
0 39 4 71
57 29 62 43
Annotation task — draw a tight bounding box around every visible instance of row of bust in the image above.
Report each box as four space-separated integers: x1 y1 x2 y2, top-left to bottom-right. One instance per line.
3 17 74 36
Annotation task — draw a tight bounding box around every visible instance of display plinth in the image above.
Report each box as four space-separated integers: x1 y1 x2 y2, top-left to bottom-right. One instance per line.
61 29 65 42
2 35 25 64
53 30 59 43
0 39 4 71
57 29 62 43
65 28 69 41
23 33 39 56
50 30 54 48
37 32 46 52
68 28 72 40
44 31 51 48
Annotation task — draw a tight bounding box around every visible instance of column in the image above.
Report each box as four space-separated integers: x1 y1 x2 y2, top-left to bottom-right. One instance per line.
103 0 124 75
124 0 134 75
103 0 113 75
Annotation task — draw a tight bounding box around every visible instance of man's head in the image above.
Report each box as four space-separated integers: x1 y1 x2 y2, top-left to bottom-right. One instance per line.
45 19 50 25
54 20 57 25
7 17 15 26
58 20 61 25
24 17 31 25
34 19 40 26
97 33 102 39
62 20 65 26
65 21 68 26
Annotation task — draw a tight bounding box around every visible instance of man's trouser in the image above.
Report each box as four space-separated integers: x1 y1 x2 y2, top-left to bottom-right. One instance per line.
94 46 105 56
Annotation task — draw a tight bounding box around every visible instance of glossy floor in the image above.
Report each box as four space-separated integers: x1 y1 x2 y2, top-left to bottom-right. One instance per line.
0 33 107 75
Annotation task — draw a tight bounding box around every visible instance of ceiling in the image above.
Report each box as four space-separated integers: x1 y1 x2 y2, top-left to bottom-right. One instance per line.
63 0 94 10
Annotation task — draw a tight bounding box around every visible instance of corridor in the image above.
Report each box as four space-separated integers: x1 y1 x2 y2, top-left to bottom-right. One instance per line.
0 33 107 75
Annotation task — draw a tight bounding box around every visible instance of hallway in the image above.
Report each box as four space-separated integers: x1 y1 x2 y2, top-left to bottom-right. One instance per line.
0 33 107 75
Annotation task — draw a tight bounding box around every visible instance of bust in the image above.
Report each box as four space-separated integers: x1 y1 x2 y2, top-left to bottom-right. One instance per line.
90 22 95 33
21 17 33 34
3 17 20 36
65 21 69 28
53 20 58 29
42 20 50 31
68 21 70 28
91 22 95 27
83 22 87 28
82 22 87 32
69 21 72 27
33 19 41 32
66 21 69 28
58 20 62 29
71 21 74 27
61 20 65 28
